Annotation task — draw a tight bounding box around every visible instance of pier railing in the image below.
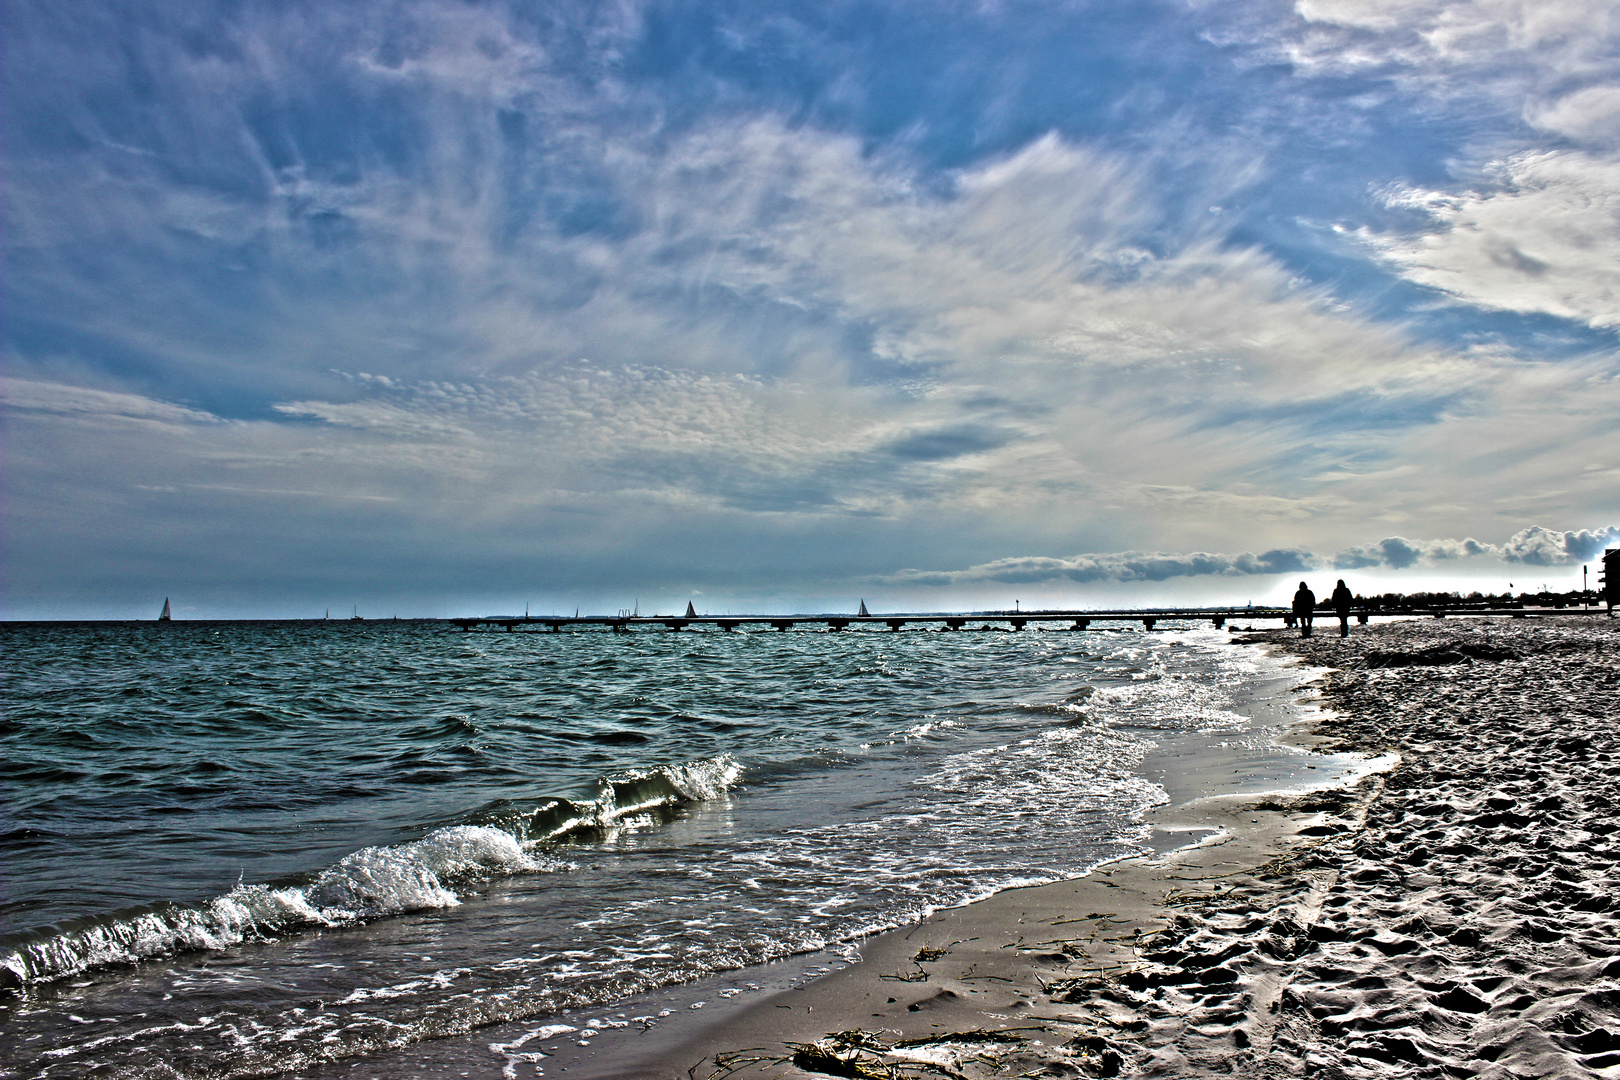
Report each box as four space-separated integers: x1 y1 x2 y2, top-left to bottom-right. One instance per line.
449 605 1607 632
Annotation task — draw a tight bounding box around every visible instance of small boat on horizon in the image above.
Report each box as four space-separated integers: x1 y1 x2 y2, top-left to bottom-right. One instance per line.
158 598 171 622
351 605 363 621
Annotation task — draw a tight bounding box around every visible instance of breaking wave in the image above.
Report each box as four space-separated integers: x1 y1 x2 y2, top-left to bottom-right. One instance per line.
0 755 742 990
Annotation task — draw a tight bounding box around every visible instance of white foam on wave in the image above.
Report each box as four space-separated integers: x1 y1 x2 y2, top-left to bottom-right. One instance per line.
599 755 742 820
3 753 747 989
307 824 542 916
2 825 559 988
657 755 743 802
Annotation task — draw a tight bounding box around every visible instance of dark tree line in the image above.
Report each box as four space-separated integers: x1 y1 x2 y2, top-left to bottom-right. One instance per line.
1336 589 1600 612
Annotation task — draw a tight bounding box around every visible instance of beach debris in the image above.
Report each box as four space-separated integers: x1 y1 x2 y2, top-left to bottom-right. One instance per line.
1362 639 1520 667
788 1036 901 1079
880 967 930 983
894 1027 1031 1047
1062 1034 1125 1077
779 1028 1042 1080
695 1047 781 1080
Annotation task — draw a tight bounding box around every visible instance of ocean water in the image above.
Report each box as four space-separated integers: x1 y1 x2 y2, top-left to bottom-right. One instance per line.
2 619 1300 1078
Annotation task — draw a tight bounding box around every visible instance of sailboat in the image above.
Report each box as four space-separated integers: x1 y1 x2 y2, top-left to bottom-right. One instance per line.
685 601 698 618
857 599 870 617
351 605 364 621
158 598 172 622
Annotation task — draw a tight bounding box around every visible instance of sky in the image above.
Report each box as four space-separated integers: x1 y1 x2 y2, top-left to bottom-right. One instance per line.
4 0 1619 619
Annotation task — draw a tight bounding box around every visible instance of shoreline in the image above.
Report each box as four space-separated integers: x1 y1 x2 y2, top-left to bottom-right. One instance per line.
658 640 1380 1080
288 617 1618 1079
288 626 1358 1080
661 615 1619 1079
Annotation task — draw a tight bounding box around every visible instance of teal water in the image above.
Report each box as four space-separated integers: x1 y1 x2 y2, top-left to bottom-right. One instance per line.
1 620 1278 1077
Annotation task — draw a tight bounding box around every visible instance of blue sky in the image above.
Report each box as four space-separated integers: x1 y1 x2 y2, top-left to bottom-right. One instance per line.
5 0 1618 618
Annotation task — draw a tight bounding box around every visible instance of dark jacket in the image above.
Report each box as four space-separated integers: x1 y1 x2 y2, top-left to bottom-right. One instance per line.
1292 587 1315 613
1331 585 1354 614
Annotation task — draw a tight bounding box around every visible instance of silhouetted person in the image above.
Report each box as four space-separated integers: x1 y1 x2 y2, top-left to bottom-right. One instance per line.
1331 579 1354 638
1292 581 1316 637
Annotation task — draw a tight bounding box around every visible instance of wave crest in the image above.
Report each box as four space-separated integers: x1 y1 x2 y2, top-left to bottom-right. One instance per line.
2 756 742 990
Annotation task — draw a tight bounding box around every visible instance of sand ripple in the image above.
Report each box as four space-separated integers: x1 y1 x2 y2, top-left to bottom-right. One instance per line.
1059 617 1619 1079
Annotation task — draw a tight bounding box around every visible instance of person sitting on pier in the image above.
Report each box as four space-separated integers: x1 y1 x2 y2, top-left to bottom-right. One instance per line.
1292 581 1316 638
1331 579 1355 638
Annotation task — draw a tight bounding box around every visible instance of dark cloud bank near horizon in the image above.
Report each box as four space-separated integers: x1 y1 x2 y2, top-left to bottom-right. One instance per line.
889 526 1620 587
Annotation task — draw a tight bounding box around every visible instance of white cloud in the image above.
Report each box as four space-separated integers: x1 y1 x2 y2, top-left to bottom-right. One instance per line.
887 547 1315 586
1332 534 1493 568
1365 151 1620 327
1282 0 1620 85
888 524 1618 587
1498 524 1620 564
1527 85 1620 144
5 378 224 426
11 110 1614 570
1198 0 1620 330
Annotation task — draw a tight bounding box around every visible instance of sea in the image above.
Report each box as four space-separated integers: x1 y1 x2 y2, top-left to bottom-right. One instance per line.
0 618 1362 1079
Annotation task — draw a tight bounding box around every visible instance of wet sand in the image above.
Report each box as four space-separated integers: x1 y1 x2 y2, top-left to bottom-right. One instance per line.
671 615 1620 1079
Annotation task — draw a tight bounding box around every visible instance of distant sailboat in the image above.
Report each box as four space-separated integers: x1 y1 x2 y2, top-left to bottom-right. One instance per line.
158 598 172 622
351 605 364 621
685 601 698 618
857 599 870 617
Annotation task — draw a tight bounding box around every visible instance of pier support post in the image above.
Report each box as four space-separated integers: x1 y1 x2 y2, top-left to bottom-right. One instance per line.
771 621 792 632
1071 618 1090 631
886 620 905 632
826 620 849 632
1141 618 1157 631
717 621 739 632
1009 619 1026 631
944 619 964 631
1211 616 1226 629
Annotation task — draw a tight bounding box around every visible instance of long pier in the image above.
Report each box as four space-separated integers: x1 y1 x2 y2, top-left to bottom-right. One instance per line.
449 605 1606 633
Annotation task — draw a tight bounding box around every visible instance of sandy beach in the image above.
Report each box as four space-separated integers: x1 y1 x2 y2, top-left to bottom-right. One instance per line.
666 615 1620 1080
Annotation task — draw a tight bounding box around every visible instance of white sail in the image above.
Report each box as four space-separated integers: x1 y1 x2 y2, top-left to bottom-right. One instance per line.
857 599 869 617
159 598 171 621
